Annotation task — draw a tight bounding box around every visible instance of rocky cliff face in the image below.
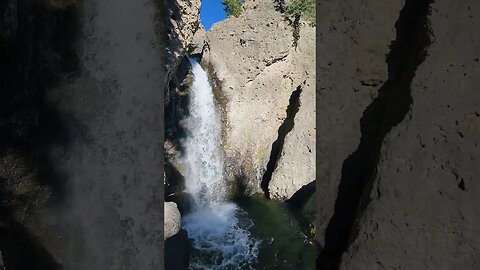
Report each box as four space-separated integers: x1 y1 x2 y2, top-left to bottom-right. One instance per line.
1 0 198 269
0 0 78 268
202 0 316 199
162 0 201 108
163 0 200 190
317 0 480 269
161 1 200 269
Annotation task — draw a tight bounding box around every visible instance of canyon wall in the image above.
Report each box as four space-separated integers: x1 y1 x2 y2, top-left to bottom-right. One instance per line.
202 0 316 200
0 1 79 269
0 0 200 269
317 0 480 269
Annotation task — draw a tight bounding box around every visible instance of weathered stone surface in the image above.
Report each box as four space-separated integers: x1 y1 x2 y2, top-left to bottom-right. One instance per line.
1 0 194 269
163 0 201 188
205 1 315 196
339 1 480 269
0 1 79 268
164 202 181 239
316 0 403 249
189 23 206 54
316 0 480 268
43 0 165 269
269 24 316 200
163 0 201 86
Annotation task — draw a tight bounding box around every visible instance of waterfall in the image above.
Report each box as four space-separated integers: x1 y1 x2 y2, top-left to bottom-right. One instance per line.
183 57 226 207
181 58 259 269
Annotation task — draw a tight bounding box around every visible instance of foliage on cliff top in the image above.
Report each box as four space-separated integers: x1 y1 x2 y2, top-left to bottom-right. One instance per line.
222 0 244 17
286 0 316 25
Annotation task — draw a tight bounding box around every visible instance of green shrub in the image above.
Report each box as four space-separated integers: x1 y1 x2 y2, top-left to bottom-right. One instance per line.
222 0 244 17
286 0 316 25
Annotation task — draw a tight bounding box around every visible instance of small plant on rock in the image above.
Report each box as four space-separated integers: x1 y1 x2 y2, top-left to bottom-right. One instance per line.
222 0 244 17
286 0 316 26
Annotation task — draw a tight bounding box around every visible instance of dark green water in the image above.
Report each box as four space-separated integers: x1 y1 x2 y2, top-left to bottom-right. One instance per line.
235 195 316 270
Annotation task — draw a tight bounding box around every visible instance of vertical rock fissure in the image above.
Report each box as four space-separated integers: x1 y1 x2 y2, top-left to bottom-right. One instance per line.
261 83 303 198
272 0 300 48
317 1 433 269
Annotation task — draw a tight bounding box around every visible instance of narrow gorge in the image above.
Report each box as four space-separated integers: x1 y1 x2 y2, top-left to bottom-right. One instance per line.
163 0 317 269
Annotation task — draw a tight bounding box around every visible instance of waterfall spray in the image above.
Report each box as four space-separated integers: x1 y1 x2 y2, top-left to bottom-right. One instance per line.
181 58 259 269
182 57 226 207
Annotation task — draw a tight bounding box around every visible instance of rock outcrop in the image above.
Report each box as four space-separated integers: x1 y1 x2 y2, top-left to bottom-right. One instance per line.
317 0 480 269
164 0 201 61
0 0 79 268
164 202 181 239
162 0 201 190
163 202 189 269
1 0 199 269
43 0 166 268
161 1 200 269
203 0 315 198
162 0 201 95
316 0 403 258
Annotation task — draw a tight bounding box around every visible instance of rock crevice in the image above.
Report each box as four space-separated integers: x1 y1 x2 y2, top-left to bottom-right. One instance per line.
318 0 433 268
261 83 303 198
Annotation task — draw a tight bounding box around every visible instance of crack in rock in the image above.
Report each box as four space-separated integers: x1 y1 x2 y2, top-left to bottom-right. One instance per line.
261 82 304 198
317 0 433 269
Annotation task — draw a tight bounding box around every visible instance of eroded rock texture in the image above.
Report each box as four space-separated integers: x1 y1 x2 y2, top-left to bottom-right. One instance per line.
317 0 480 269
162 0 201 92
0 0 79 269
1 0 197 269
203 0 316 198
43 0 165 269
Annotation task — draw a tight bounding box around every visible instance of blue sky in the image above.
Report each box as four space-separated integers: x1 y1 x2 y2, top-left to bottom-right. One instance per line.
200 0 227 30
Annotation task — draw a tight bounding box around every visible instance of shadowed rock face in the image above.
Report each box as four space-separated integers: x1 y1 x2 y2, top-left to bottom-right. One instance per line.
46 0 165 269
317 0 480 269
1 0 171 269
164 202 181 239
0 0 79 268
163 0 201 200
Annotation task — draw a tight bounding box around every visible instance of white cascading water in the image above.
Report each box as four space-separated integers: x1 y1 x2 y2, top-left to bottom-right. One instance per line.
181 58 260 269
182 57 225 206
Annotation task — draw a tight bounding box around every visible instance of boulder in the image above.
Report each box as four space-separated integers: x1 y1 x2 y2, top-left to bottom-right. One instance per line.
164 202 181 239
